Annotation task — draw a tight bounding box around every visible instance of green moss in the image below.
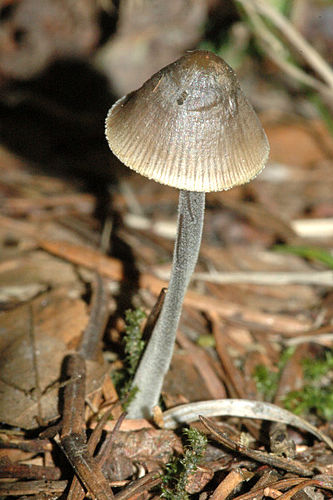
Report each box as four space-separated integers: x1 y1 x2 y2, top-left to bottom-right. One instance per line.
283 351 333 421
254 347 333 421
253 364 279 401
161 428 207 499
110 307 146 402
253 347 295 401
124 308 146 377
303 351 333 380
284 386 333 421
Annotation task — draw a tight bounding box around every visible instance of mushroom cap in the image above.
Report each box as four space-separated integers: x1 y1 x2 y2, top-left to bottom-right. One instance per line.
105 50 269 192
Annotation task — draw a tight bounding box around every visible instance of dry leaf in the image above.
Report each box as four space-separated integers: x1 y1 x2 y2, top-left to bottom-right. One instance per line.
0 290 106 429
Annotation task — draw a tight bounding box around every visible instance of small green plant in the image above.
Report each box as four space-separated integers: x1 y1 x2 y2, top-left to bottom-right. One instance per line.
111 308 146 401
254 347 295 401
284 351 333 421
253 364 279 401
284 386 333 421
273 245 333 269
254 348 333 421
303 351 333 379
161 428 207 499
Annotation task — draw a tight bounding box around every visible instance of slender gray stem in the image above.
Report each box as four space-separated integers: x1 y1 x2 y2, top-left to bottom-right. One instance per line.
127 190 205 418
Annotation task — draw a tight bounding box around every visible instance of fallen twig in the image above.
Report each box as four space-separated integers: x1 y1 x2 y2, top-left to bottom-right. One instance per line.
191 270 333 286
162 399 333 450
78 273 111 361
59 353 114 499
200 415 313 477
236 0 333 98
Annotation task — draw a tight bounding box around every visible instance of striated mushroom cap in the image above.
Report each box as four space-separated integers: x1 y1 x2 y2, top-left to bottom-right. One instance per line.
105 50 269 192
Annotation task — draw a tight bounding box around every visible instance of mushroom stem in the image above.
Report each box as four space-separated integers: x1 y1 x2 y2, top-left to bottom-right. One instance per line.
127 190 205 418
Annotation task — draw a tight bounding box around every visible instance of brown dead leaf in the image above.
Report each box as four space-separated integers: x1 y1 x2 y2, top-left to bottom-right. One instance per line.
0 250 79 305
163 351 218 409
0 289 106 429
39 239 123 281
106 429 182 481
266 120 333 167
185 466 214 494
176 330 227 400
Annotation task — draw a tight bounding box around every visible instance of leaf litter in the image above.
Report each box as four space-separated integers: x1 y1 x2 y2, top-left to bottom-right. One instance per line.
1 1 333 498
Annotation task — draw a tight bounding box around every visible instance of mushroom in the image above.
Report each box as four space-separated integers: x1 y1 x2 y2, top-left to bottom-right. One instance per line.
105 50 269 418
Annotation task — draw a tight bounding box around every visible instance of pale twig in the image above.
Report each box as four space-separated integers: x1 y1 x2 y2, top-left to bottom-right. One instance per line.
191 270 333 287
124 212 176 239
124 213 333 240
154 266 333 286
237 0 287 58
263 49 330 96
291 218 333 238
284 333 333 346
253 0 333 89
162 399 333 450
119 179 145 216
236 0 333 97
